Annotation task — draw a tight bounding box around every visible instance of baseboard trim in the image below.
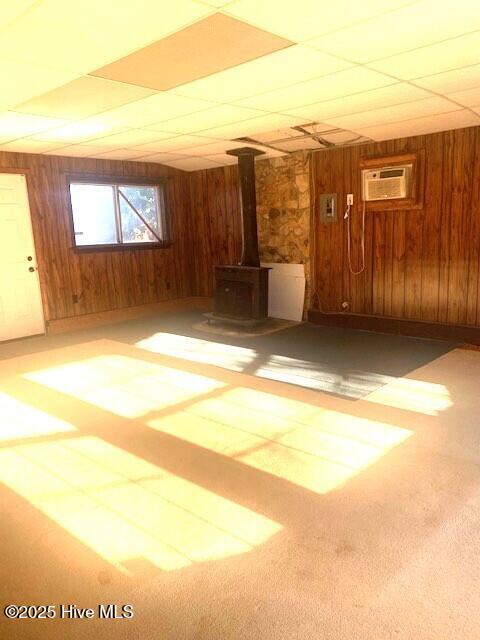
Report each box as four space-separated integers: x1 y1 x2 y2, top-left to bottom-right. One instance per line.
47 297 213 335
308 309 480 345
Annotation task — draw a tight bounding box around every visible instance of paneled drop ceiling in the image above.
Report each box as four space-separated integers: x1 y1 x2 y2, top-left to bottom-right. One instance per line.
0 0 479 170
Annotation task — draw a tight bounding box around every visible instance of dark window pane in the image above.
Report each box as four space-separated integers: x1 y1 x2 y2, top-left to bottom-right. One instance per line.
70 184 117 246
119 185 160 243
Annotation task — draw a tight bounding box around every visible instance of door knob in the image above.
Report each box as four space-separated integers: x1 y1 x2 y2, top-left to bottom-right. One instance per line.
27 256 33 261
28 266 35 272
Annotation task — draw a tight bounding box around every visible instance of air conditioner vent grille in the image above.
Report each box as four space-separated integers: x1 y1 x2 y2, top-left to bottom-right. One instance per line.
367 177 405 200
362 163 412 202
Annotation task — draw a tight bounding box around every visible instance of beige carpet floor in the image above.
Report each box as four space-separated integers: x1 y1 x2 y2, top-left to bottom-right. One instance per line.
0 335 479 639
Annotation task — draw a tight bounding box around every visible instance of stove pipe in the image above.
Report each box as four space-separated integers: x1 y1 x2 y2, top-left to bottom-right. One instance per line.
226 146 265 267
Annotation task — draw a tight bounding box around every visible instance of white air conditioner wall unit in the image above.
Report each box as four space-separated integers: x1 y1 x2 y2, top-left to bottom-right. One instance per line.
362 164 412 201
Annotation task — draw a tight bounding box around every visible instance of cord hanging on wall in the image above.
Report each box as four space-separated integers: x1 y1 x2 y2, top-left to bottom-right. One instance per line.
345 195 366 276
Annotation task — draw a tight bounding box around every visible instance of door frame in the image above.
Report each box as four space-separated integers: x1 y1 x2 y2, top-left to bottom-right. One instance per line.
0 166 48 337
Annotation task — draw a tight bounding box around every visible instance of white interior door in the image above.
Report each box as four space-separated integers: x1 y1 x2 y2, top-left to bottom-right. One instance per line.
0 173 45 342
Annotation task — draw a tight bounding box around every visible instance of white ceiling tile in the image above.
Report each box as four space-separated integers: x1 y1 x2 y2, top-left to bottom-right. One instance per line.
241 113 311 135
252 128 305 143
162 157 224 171
86 128 172 148
284 83 432 121
133 152 191 163
413 64 480 94
224 0 412 42
16 76 155 119
0 0 212 73
368 31 480 80
121 131 179 148
191 121 252 139
0 139 64 154
134 134 221 152
226 149 287 164
127 138 183 154
235 67 396 112
324 97 462 130
0 1 36 29
172 139 274 155
170 140 243 155
199 113 307 138
89 92 216 129
147 104 264 133
88 148 150 160
43 144 118 157
203 153 239 165
90 13 292 92
0 112 69 144
198 0 232 6
172 45 352 102
175 145 284 162
320 130 372 145
32 120 124 143
309 0 480 63
0 59 79 110
352 109 480 140
274 137 326 151
447 86 480 107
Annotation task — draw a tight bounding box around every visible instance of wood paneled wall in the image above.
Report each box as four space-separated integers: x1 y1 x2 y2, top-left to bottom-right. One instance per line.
0 151 194 324
17 125 477 332
188 164 242 296
312 127 480 328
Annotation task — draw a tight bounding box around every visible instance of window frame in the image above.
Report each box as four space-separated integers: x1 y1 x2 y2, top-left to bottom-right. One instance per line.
66 174 171 252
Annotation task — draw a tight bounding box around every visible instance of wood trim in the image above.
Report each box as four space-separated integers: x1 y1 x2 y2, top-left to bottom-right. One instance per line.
308 308 480 344
359 150 424 212
47 296 213 335
65 172 168 186
0 167 31 174
72 242 172 253
359 152 418 169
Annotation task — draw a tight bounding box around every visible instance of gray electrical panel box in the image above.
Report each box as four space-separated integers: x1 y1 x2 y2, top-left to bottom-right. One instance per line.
319 193 337 222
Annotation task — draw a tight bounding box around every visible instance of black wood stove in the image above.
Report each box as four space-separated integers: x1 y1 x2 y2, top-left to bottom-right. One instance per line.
208 147 269 326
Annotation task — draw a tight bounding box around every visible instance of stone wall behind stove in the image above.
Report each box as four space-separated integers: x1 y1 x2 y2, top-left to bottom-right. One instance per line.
255 150 311 310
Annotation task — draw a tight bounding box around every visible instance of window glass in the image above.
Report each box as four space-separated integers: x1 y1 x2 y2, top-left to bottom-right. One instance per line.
118 185 160 243
69 181 165 248
70 184 117 246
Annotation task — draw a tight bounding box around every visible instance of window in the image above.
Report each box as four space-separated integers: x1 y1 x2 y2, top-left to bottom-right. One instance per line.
68 178 168 249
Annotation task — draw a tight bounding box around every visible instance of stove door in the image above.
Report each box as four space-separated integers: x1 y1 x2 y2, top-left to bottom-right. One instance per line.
215 279 253 319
